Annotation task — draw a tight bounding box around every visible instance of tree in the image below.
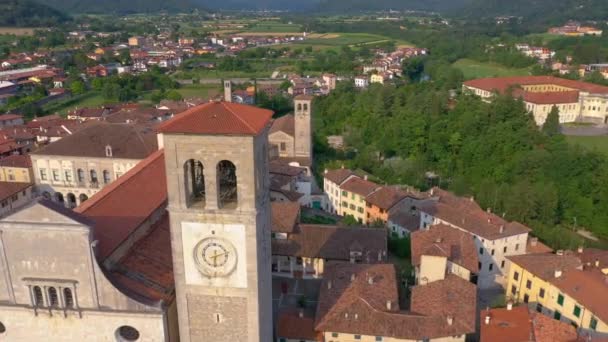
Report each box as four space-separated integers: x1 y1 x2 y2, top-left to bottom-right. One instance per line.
165 90 183 101
70 80 85 95
542 105 561 137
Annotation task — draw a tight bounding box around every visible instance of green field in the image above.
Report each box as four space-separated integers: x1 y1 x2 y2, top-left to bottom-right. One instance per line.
525 32 566 45
295 33 395 47
246 22 302 33
175 84 220 99
566 135 608 156
453 59 531 79
43 92 109 116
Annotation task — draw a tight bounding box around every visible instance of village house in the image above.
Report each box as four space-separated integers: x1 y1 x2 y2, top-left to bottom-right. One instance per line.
0 114 24 128
0 154 33 183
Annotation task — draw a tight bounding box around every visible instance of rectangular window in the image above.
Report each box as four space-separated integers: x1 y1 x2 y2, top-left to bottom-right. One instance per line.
52 169 60 181
342 190 347 196
515 243 520 251
357 207 364 213
491 249 495 256
526 280 532 289
503 246 507 253
573 305 581 318
514 271 519 281
489 263 493 271
524 294 529 303
349 204 355 210
279 142 286 151
479 248 483 255
479 262 482 270
511 285 516 295
557 294 564 306
354 335 361 340
590 317 598 330
64 170 72 182
539 288 545 298
501 260 505 268
376 337 383 342
332 333 339 338
39 169 47 181
536 303 543 313
554 311 561 320
342 201 347 207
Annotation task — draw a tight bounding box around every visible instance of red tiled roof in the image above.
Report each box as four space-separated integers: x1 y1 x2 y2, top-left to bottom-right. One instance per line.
0 114 22 121
158 101 273 136
520 90 579 104
0 154 31 168
576 248 608 270
277 309 318 341
464 76 608 95
340 177 380 197
324 168 356 185
365 186 409 210
526 237 554 254
315 262 477 340
75 149 167 260
0 181 32 201
550 268 608 324
507 253 582 282
110 212 174 303
411 224 479 272
480 305 578 342
269 114 295 136
271 202 300 234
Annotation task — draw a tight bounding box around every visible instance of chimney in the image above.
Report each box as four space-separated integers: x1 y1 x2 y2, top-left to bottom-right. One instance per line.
327 280 332 289
484 314 491 325
470 196 474 202
556 250 564 256
430 188 435 196
577 246 584 253
351 274 356 282
341 164 344 169
595 259 600 268
435 237 443 243
368 276 374 285
530 237 538 246
298 310 304 318
554 269 562 278
446 315 454 326
386 300 392 310
487 207 491 213
364 175 368 181
324 169 328 174
499 225 505 234
507 301 513 311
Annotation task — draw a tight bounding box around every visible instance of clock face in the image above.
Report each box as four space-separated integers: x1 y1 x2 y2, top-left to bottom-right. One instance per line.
193 237 238 278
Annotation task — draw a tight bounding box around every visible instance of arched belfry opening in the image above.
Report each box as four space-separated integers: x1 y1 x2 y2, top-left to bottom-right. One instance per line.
217 160 237 209
184 159 205 207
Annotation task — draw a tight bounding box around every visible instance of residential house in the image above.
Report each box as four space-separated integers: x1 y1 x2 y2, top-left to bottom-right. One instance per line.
338 176 380 224
0 114 24 128
0 154 33 182
0 181 34 217
354 76 369 88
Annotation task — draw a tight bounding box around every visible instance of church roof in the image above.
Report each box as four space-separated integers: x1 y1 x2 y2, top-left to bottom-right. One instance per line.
269 114 295 137
158 101 273 136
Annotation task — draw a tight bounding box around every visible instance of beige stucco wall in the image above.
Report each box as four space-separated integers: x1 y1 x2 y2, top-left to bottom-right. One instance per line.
0 185 34 217
420 255 448 284
269 131 295 158
0 166 32 183
323 331 466 342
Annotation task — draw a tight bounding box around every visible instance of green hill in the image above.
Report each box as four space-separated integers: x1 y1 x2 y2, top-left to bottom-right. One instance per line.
460 0 608 23
43 0 200 14
0 0 70 27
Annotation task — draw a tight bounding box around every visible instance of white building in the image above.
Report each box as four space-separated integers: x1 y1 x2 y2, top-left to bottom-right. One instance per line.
354 76 369 88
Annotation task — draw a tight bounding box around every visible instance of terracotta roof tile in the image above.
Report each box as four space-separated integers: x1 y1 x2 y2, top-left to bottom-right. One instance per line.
464 76 608 95
507 253 582 282
411 224 479 272
480 306 578 342
550 268 608 323
158 101 273 136
365 186 409 210
0 154 31 168
315 263 476 339
0 181 32 201
269 114 294 136
324 168 356 185
277 309 318 341
75 149 167 260
271 202 300 234
272 225 386 261
576 248 608 269
526 237 554 254
340 177 380 197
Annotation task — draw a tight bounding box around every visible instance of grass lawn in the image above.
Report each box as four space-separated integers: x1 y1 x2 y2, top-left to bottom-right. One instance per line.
566 135 608 157
43 92 109 116
0 27 38 36
525 33 565 45
295 33 394 47
453 58 531 79
246 22 302 33
175 84 220 99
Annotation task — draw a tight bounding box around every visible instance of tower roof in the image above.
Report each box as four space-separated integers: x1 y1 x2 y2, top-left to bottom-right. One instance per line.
158 101 273 136
294 94 314 101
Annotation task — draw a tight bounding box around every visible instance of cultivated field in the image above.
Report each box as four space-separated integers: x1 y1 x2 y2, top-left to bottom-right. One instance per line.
0 27 37 36
453 58 531 79
566 135 608 156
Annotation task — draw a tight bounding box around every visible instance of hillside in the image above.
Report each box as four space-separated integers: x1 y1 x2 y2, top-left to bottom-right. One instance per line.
0 0 70 27
43 0 200 14
460 0 608 23
316 0 472 13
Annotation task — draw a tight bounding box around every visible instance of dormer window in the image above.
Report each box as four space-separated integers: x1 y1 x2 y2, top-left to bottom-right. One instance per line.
105 145 113 157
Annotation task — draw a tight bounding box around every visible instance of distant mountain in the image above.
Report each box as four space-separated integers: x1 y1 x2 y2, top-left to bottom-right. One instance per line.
0 0 70 27
193 0 319 11
316 0 472 13
459 0 608 22
42 0 200 14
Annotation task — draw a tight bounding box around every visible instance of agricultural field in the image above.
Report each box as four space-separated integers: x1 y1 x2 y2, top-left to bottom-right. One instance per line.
0 27 37 36
295 33 393 47
43 92 108 116
175 84 220 99
566 135 608 157
245 22 303 33
452 58 531 79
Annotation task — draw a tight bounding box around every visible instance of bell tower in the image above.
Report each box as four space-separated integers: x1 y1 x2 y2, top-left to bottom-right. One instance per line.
158 101 274 342
294 94 313 159
224 80 232 102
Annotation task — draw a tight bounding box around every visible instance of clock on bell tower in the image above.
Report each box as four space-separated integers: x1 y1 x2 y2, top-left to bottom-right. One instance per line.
158 101 274 342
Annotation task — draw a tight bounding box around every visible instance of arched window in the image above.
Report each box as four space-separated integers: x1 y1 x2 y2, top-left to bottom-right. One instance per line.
0 321 5 334
90 170 98 183
55 192 64 204
184 159 205 207
77 169 85 183
63 288 74 308
217 160 237 209
103 170 111 184
116 326 140 341
297 103 302 111
67 193 77 208
42 191 51 200
32 286 43 307
79 194 88 203
303 103 308 111
48 287 59 308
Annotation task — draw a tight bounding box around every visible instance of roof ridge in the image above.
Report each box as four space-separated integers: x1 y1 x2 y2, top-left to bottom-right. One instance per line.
75 149 164 213
222 101 257 134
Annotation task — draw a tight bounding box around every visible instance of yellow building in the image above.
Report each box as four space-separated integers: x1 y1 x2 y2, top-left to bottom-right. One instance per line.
0 155 33 183
338 176 379 224
506 253 608 335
